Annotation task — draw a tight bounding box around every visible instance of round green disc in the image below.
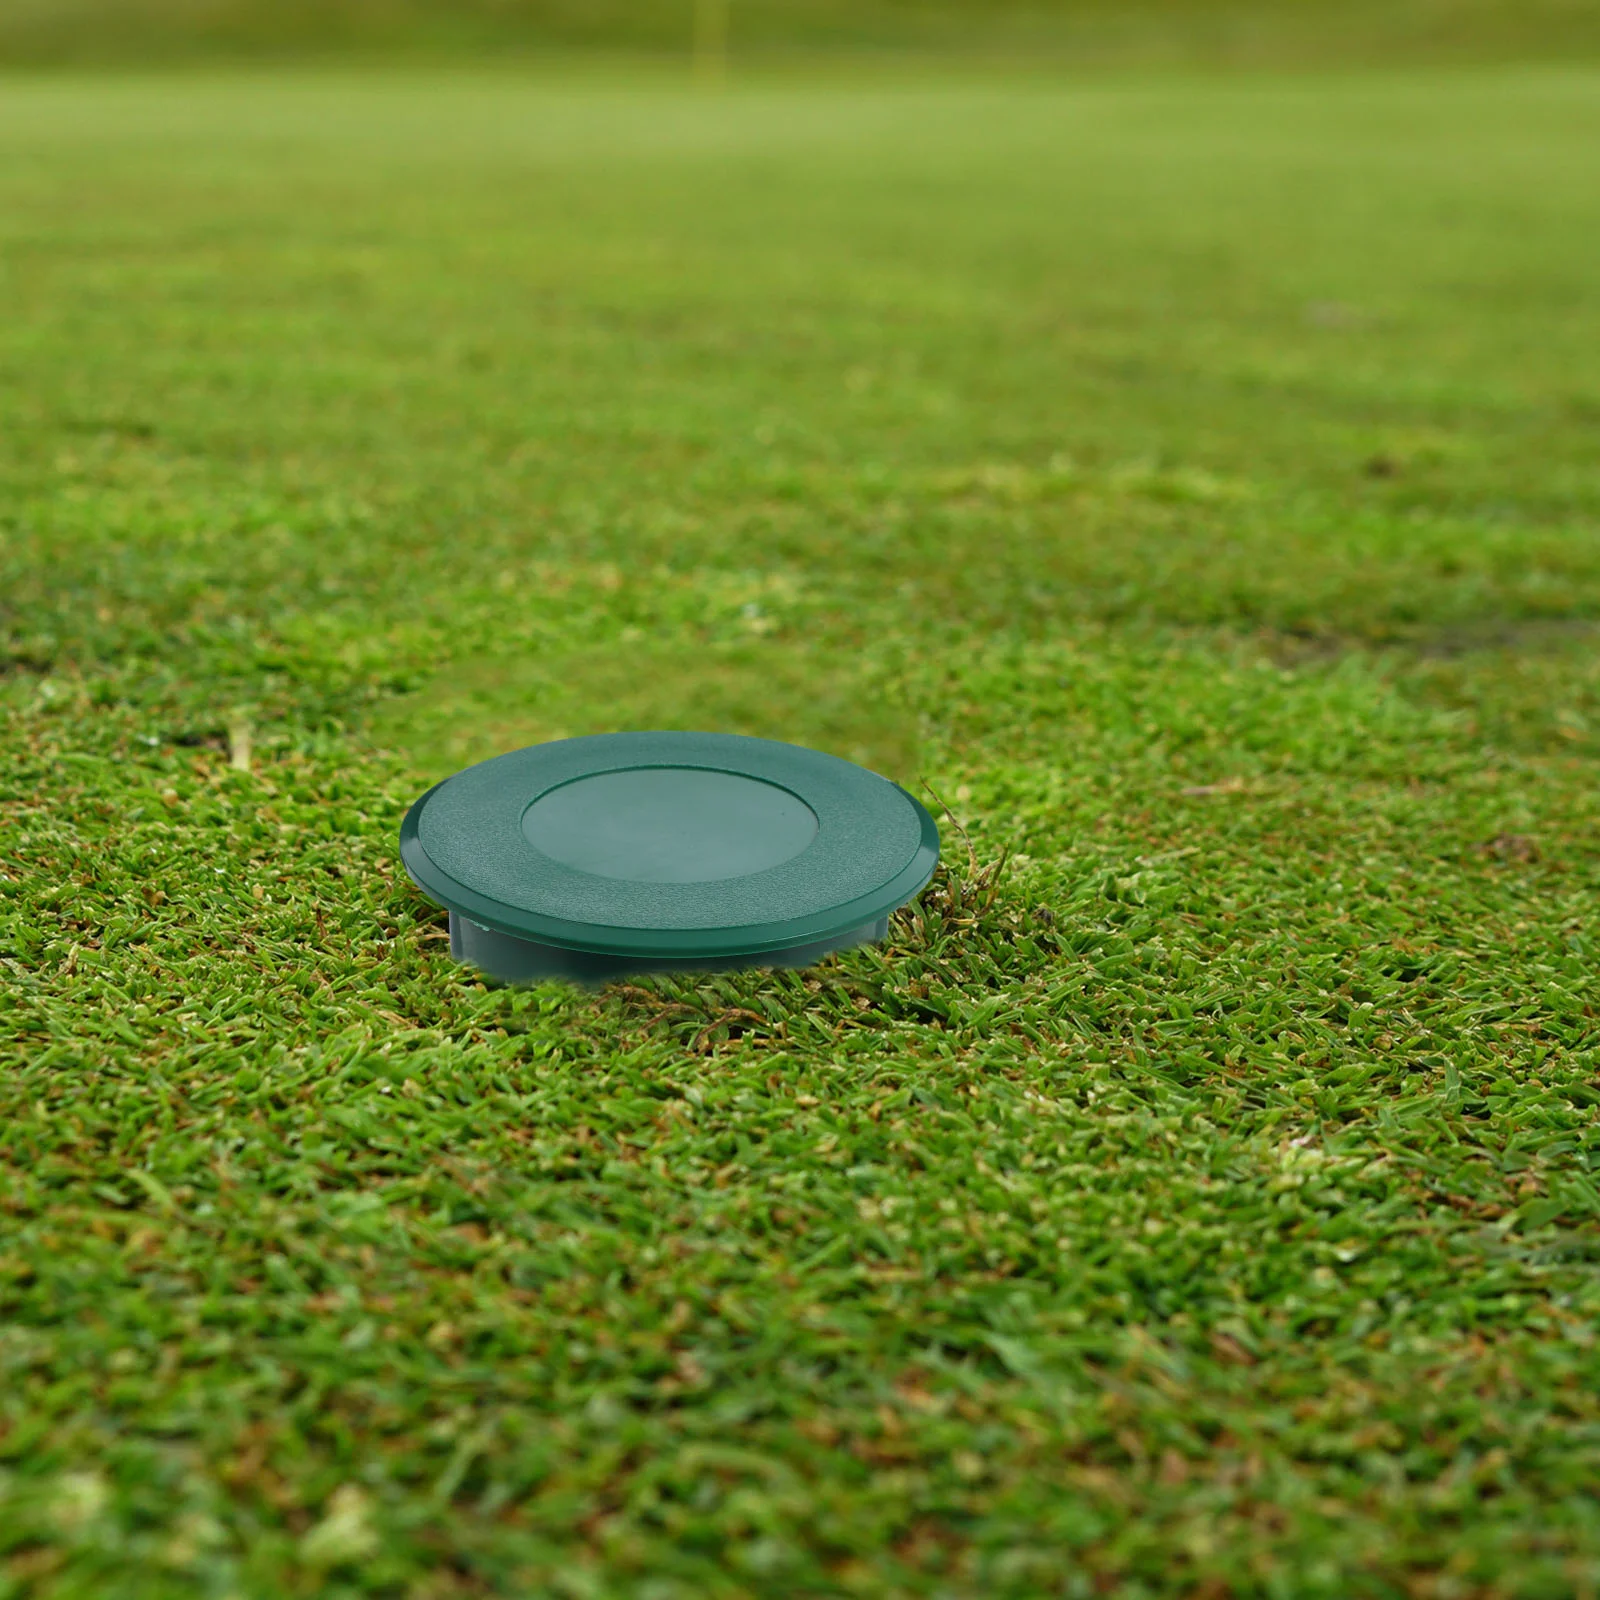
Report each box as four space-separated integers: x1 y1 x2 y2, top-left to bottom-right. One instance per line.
400 731 940 975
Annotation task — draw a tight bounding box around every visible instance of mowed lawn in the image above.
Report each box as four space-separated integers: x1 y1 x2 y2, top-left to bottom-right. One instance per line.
2 65 1599 1598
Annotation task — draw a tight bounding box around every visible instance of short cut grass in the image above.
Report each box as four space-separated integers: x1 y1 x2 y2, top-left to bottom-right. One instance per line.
2 64 1600 1599
4 0 1600 65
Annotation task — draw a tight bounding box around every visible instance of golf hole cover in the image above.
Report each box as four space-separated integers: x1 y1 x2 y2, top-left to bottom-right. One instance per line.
400 731 940 984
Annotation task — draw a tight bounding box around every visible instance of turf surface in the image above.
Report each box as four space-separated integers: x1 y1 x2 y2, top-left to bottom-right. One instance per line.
2 66 1599 1599
5 0 1600 68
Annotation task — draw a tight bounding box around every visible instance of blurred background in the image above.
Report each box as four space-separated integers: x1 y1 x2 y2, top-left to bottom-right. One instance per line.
4 0 1599 785
2 0 1598 69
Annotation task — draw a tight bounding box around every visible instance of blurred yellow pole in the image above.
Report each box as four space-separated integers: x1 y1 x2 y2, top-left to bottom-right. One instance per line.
694 0 729 85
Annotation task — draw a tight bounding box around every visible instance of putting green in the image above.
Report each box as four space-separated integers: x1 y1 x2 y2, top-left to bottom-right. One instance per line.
2 66 1599 1599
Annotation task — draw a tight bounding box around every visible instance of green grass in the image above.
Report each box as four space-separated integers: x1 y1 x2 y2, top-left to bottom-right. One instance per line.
3 64 1600 1599
5 0 1600 68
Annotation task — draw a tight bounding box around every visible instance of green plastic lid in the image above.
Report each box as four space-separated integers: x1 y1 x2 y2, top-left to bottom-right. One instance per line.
400 731 939 983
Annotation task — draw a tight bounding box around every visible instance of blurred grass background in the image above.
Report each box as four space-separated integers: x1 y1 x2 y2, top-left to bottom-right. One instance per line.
3 0 1599 67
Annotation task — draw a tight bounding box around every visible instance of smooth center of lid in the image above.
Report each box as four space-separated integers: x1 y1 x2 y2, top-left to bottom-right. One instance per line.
521 767 819 885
